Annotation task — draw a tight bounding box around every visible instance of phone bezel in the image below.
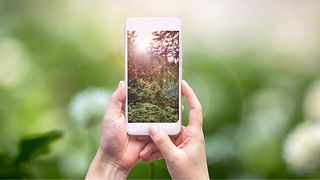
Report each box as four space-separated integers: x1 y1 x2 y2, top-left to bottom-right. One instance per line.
125 17 182 135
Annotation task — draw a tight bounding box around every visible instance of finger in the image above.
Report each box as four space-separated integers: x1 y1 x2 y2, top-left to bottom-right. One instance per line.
181 105 184 112
177 137 190 149
139 142 158 159
148 126 179 159
141 151 163 163
121 99 126 113
182 80 203 128
139 133 181 159
174 125 186 146
107 81 126 116
136 136 150 141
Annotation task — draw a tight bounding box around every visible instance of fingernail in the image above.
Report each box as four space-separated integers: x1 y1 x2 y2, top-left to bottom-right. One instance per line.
183 80 189 87
117 81 123 88
148 126 159 136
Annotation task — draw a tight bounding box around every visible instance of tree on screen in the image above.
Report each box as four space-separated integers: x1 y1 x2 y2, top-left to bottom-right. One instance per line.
127 31 179 123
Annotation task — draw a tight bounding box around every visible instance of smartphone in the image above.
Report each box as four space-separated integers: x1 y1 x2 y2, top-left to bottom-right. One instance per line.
125 17 182 135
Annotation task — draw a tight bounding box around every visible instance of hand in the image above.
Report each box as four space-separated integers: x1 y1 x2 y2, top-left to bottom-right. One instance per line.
86 81 151 179
139 80 210 179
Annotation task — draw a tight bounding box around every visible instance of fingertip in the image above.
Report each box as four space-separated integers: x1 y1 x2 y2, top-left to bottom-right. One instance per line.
139 151 152 161
180 81 203 128
182 79 187 85
181 80 190 95
139 149 146 158
112 81 126 100
148 126 159 136
139 144 152 159
118 81 126 92
117 81 123 88
107 81 127 115
182 80 191 88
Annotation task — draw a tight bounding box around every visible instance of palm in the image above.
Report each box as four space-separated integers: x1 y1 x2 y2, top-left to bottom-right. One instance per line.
172 126 201 150
100 112 146 171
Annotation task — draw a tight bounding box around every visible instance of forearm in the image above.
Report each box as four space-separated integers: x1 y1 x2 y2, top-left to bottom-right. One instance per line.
86 148 128 180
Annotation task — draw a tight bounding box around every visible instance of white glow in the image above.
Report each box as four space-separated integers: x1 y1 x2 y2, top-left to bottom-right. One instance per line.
135 32 152 52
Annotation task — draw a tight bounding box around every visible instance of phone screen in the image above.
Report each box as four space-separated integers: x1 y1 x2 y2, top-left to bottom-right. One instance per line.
127 30 180 123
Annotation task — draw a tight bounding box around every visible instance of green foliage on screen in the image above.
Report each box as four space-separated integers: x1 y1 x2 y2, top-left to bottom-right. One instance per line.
127 31 179 123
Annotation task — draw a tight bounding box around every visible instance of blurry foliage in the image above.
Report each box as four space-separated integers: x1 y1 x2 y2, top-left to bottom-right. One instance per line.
0 130 62 178
0 0 320 179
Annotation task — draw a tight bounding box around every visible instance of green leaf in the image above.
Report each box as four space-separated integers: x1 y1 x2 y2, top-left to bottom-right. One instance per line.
15 130 63 163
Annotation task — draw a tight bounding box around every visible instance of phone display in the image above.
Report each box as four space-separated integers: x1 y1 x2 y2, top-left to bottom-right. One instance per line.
127 30 180 123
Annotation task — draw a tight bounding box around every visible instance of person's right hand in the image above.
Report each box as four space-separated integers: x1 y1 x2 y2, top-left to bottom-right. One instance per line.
139 80 210 179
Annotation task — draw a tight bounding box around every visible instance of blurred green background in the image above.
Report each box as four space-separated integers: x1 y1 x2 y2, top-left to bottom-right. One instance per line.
1 0 320 179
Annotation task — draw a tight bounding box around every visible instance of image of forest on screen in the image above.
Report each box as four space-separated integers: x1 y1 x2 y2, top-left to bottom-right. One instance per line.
127 30 179 123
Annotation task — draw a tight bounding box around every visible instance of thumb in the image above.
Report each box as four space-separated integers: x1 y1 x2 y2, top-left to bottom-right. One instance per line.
107 81 126 116
148 126 179 159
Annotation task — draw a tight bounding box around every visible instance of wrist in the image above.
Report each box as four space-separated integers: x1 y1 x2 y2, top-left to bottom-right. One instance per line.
86 148 128 180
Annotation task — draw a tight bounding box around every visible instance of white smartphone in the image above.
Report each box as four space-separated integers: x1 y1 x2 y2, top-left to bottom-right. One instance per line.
125 17 182 135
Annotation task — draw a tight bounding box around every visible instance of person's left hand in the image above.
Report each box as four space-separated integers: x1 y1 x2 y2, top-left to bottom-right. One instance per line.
86 81 153 179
